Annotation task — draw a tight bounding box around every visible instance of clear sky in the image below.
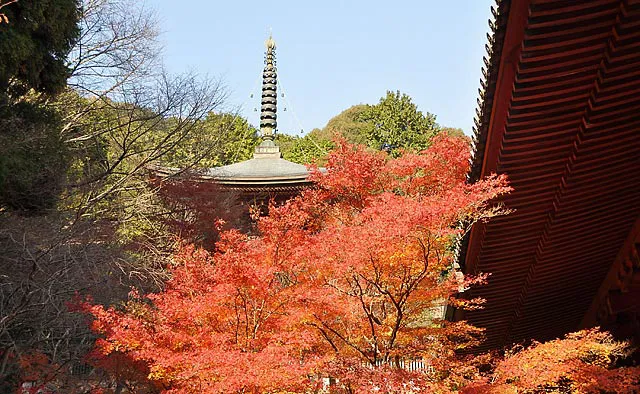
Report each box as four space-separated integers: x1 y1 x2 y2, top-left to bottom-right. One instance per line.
148 0 493 136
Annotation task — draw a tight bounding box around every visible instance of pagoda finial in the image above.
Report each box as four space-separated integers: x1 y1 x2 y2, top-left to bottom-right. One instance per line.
265 29 276 51
260 32 277 140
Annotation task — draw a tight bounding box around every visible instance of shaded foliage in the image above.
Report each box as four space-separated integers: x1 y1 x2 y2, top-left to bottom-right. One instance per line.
0 211 169 392
150 177 248 249
0 102 67 211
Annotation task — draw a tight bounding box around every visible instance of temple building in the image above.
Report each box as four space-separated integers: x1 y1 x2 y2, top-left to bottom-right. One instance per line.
452 0 640 352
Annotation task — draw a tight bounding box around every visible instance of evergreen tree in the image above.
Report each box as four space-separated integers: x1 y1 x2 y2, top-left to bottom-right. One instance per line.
0 0 79 100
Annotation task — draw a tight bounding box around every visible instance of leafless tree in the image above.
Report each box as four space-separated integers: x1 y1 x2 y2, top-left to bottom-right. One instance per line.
65 0 161 105
48 0 243 219
57 0 228 203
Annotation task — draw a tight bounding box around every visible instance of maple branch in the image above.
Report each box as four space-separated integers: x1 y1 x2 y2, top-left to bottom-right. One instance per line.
324 278 358 299
307 323 338 353
351 274 380 363
369 254 383 285
237 289 250 347
398 235 435 302
352 265 410 363
312 313 374 365
357 269 396 306
0 0 17 24
233 293 241 346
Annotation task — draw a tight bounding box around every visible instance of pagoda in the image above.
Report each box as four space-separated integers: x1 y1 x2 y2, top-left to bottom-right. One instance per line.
151 34 314 226
204 34 313 202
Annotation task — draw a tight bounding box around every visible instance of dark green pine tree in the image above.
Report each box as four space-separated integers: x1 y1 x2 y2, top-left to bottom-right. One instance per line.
0 0 80 100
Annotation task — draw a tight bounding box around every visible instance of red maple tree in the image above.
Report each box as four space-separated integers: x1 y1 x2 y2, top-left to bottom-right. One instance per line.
82 135 516 393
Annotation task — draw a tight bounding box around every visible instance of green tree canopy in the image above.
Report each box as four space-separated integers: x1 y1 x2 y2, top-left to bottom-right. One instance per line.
440 126 466 138
359 90 440 153
322 104 369 145
279 90 443 164
161 112 259 168
275 131 333 166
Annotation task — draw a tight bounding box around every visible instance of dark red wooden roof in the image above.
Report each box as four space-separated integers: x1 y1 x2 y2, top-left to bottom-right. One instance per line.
457 0 640 352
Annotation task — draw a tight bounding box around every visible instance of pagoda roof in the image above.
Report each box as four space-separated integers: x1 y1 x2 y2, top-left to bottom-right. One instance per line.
205 156 310 185
205 139 317 186
149 140 317 189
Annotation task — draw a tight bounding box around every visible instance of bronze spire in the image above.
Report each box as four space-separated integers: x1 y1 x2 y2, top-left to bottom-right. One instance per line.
260 34 277 140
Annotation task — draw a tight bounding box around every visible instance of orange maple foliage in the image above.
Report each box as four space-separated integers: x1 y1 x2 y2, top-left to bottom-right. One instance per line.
83 135 516 393
464 329 640 394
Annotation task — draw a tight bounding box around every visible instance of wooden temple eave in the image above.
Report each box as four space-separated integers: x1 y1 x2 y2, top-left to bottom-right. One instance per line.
456 0 640 352
460 0 531 280
581 215 640 338
216 183 312 200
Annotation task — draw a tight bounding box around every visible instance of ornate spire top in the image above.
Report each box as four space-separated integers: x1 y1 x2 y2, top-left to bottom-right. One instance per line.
265 32 276 51
260 33 278 141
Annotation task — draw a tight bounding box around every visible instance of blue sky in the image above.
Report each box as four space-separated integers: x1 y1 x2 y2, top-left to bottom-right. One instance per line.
148 1 493 136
